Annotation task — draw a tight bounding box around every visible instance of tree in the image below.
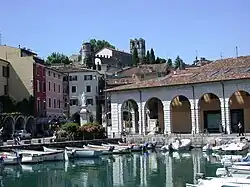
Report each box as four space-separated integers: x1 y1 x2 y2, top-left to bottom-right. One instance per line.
84 55 93 68
132 48 139 66
167 58 173 67
174 56 185 69
89 39 115 53
159 58 166 64
46 52 71 65
145 50 150 64
149 48 155 64
155 57 161 64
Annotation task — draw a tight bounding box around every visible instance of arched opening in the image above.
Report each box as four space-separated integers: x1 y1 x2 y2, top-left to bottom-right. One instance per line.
26 116 35 134
71 113 80 125
145 97 164 134
171 95 192 133
3 116 14 139
121 100 139 134
198 93 221 133
15 116 25 131
229 90 250 133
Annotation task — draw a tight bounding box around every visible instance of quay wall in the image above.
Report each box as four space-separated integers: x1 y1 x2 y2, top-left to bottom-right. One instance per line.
0 138 121 151
124 134 250 148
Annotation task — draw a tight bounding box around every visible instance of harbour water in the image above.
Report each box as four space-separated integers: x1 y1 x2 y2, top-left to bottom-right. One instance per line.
1 151 220 187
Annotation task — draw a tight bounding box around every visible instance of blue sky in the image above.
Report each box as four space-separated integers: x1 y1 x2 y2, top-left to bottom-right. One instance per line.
1 0 250 64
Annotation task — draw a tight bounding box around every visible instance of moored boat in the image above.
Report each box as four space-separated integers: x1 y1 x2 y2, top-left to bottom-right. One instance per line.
65 147 102 158
101 144 131 154
161 138 191 152
84 144 114 155
43 146 69 161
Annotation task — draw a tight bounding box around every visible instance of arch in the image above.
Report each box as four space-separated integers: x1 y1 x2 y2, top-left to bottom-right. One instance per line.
171 95 191 133
144 97 164 134
229 90 250 133
121 99 139 134
3 116 15 138
15 115 25 131
26 116 35 134
198 93 221 133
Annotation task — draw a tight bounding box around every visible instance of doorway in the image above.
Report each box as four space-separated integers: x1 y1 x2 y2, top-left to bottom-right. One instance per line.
230 109 244 133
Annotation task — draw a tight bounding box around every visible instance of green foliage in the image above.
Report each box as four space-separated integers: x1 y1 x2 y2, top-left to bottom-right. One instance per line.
132 48 139 66
84 55 93 68
174 56 185 69
0 95 34 115
89 39 115 53
145 50 150 64
79 122 105 140
149 48 155 64
62 122 80 135
167 58 173 67
155 57 161 64
46 52 71 65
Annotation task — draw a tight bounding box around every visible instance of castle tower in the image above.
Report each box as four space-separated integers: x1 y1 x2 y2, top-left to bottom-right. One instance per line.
130 38 146 59
81 42 92 65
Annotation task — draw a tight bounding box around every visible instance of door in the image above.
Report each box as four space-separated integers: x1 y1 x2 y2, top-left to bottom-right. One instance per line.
230 109 244 133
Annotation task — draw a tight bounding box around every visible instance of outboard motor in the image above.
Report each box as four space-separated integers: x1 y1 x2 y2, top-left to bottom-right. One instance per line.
109 146 115 151
195 173 206 180
168 143 174 152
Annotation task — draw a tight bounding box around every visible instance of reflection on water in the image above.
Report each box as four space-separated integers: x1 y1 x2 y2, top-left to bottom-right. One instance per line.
1 151 220 187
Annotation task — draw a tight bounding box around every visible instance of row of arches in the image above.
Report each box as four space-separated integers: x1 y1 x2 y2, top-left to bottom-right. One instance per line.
121 90 250 134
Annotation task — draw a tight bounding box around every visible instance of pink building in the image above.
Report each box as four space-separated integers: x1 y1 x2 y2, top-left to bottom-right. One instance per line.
45 67 64 118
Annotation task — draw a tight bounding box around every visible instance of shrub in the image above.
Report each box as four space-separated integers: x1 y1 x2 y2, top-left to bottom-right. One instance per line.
62 122 79 135
78 122 105 140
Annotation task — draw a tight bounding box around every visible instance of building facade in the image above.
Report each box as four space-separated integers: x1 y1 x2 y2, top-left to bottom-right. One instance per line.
34 57 46 117
45 67 64 118
107 56 250 137
0 59 9 97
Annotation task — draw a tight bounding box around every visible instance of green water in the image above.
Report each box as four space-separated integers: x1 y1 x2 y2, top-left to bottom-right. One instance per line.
0 151 220 187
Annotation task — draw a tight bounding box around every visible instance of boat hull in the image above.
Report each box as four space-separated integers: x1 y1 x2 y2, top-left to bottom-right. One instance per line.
66 147 102 158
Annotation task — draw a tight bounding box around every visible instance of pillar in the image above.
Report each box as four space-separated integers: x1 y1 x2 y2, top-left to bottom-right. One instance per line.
190 99 200 134
163 101 171 134
131 110 136 134
138 102 146 135
220 98 231 134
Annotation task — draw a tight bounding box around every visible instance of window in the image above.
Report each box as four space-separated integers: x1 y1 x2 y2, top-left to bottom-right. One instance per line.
4 85 8 95
53 83 56 92
58 84 61 93
53 73 55 78
84 75 92 80
70 99 78 106
49 98 51 108
86 99 93 105
86 85 91 92
69 75 77 81
58 100 61 108
2 66 9 77
54 99 56 108
48 71 51 76
58 74 61 79
71 86 77 93
63 76 68 81
39 80 42 92
43 82 46 92
37 67 39 76
43 69 45 76
48 82 51 91
37 80 40 92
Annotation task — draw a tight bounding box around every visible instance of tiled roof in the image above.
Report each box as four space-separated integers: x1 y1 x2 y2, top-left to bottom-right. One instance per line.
49 65 99 73
107 77 136 85
107 55 250 92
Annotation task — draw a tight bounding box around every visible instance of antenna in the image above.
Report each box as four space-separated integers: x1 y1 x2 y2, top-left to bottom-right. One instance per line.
195 50 198 60
236 46 238 58
220 52 223 60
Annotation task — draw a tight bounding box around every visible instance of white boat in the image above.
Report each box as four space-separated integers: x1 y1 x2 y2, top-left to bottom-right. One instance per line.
43 146 69 161
85 144 113 155
65 147 102 158
101 144 131 154
17 151 44 164
222 142 249 153
18 149 64 162
0 152 22 165
202 144 213 152
186 175 250 187
161 139 191 151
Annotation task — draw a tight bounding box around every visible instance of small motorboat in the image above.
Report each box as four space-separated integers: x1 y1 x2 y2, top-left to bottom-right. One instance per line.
186 173 250 187
65 147 102 158
0 152 22 165
15 151 44 164
43 146 69 161
202 144 213 153
84 144 114 155
221 142 249 154
101 144 131 154
161 139 191 152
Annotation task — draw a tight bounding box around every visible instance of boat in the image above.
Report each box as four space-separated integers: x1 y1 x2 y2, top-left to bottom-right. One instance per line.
186 173 250 187
221 142 249 154
0 152 22 165
101 144 131 154
161 138 191 152
18 149 65 162
84 144 114 155
65 147 102 158
43 146 69 161
202 144 213 153
117 142 146 151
